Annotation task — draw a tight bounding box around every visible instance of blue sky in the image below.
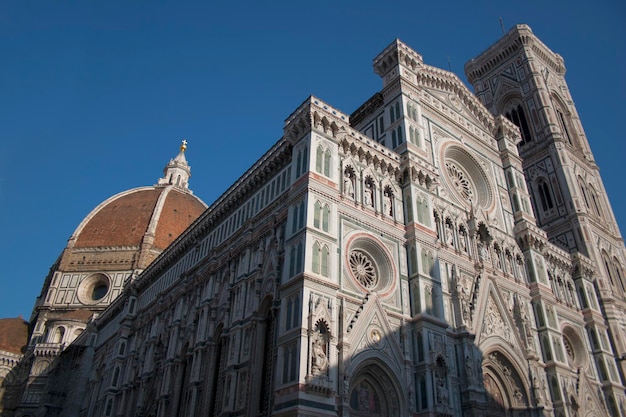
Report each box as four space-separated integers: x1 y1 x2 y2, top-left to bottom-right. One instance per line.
1 1 624 320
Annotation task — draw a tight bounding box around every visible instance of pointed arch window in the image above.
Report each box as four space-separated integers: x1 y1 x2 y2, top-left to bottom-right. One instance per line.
578 179 590 210
537 179 554 211
416 197 430 226
295 146 308 178
315 146 324 173
312 241 330 277
589 185 602 216
112 366 120 388
313 201 330 232
315 146 332 177
313 201 322 229
505 104 532 144
312 242 321 274
322 204 330 231
556 108 572 145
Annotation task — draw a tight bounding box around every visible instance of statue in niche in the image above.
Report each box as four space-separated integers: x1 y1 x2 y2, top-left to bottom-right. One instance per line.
384 192 393 216
364 185 373 207
460 282 472 324
478 241 490 262
459 228 468 253
344 169 354 198
446 221 455 247
311 331 328 375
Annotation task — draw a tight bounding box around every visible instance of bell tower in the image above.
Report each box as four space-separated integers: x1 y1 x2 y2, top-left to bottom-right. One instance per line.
465 25 626 406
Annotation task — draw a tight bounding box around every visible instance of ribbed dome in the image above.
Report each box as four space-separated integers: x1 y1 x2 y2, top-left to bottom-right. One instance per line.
0 318 29 355
56 142 208 272
73 186 206 251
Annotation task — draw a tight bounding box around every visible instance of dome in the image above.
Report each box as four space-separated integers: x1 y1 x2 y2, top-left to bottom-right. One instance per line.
72 186 206 251
0 318 29 355
57 141 208 272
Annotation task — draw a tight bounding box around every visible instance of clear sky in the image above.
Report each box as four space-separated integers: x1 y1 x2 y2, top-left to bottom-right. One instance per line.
1 1 624 320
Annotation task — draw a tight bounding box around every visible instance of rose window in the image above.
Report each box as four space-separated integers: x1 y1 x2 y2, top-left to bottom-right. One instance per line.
349 250 378 288
445 161 474 203
441 145 493 209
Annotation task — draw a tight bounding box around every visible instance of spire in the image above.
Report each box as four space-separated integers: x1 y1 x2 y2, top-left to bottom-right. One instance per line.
157 140 192 191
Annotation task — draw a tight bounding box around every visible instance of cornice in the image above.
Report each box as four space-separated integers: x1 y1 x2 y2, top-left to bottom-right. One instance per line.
465 24 565 84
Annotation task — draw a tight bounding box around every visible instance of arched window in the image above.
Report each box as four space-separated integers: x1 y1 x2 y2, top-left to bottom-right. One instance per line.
324 149 331 177
53 327 65 344
602 252 616 288
614 259 625 293
537 179 554 211
315 146 332 177
315 146 324 173
313 201 322 229
312 242 321 274
322 204 330 232
396 126 403 145
505 103 532 144
552 95 576 147
589 185 602 216
313 201 330 232
409 125 420 146
556 108 572 145
296 242 303 273
389 106 395 123
112 367 120 387
321 245 330 277
578 178 590 210
295 146 308 177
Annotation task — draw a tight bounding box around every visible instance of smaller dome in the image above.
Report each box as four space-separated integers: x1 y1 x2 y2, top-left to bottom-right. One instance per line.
0 318 29 355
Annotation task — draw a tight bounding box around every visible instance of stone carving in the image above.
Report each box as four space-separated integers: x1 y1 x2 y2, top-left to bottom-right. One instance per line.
311 332 328 375
344 169 355 198
483 296 511 344
364 185 373 207
384 192 393 216
446 220 455 247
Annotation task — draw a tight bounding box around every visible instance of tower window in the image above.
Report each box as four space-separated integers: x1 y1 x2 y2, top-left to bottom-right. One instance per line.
505 104 532 144
537 179 554 211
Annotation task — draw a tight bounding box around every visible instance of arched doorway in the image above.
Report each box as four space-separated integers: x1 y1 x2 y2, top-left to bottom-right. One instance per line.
482 351 530 417
348 360 403 417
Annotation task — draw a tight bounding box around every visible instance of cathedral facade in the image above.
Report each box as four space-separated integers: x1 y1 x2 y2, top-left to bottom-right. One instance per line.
2 25 626 417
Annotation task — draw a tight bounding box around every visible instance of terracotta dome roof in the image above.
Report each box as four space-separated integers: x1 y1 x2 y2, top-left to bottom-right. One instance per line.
72 186 206 251
0 318 29 355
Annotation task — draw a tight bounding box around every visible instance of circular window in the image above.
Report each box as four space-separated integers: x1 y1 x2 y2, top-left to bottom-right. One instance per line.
345 234 395 295
349 250 378 288
441 145 492 209
77 273 110 305
562 328 587 368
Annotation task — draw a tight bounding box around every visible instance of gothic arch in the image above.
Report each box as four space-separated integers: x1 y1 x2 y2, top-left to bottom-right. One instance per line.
347 358 405 417
498 96 533 145
482 350 531 416
550 93 578 148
